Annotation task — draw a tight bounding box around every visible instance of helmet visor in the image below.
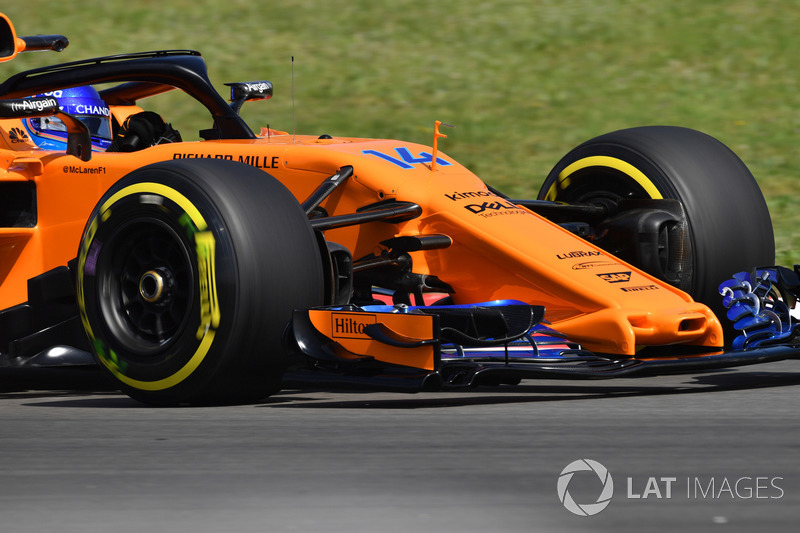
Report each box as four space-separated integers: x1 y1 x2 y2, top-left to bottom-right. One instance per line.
36 114 112 140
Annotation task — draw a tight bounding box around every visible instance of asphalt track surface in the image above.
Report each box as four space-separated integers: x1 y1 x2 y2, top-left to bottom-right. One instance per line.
1 361 799 533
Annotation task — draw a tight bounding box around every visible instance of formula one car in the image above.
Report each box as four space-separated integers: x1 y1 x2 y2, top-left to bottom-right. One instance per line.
2 13 800 405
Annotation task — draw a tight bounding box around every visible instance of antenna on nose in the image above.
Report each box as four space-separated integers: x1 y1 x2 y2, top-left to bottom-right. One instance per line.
431 121 454 172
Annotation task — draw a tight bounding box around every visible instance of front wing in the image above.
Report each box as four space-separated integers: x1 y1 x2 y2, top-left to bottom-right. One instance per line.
286 299 800 391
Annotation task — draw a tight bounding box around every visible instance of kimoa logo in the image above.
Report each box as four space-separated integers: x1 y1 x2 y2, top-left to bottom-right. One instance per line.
445 190 495 201
557 459 614 516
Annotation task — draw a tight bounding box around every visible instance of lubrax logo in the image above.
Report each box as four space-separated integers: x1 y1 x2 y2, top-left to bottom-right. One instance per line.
597 272 631 283
557 251 603 260
331 312 377 339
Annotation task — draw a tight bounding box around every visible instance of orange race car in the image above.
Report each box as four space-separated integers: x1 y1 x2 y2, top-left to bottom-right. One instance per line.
2 13 799 405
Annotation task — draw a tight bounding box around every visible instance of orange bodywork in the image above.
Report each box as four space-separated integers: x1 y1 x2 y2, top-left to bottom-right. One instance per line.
0 116 723 356
0 11 723 357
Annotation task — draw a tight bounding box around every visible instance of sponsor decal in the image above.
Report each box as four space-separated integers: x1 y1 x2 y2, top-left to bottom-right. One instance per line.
173 153 280 169
572 261 619 270
470 209 527 218
362 147 452 169
464 200 515 213
242 82 272 93
74 104 110 117
463 199 527 218
237 155 280 169
8 97 58 113
557 250 603 260
62 165 107 175
620 285 660 292
174 153 235 161
445 190 495 201
331 312 377 339
9 127 29 143
597 271 631 284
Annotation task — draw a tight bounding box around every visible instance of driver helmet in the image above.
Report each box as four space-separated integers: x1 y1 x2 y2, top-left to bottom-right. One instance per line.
23 86 113 151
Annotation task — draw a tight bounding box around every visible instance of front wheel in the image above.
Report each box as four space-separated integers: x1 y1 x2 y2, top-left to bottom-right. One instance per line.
538 126 775 342
77 159 324 405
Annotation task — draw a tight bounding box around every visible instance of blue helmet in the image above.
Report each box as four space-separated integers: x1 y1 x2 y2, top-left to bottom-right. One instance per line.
23 86 113 151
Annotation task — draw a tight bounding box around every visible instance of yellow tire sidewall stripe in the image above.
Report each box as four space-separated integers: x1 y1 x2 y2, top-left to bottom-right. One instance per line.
79 182 219 392
544 155 664 201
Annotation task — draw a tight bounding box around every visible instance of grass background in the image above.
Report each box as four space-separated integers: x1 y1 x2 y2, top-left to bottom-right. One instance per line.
4 0 799 264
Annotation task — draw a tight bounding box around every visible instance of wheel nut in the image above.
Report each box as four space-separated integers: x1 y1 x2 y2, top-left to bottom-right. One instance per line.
139 270 165 303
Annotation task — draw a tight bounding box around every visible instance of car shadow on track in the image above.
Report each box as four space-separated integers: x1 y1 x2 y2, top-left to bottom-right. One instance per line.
0 367 140 407
0 367 114 394
262 368 800 410
4 366 800 409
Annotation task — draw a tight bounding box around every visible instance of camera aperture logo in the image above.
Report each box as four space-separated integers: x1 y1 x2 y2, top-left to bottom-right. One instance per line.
557 459 614 516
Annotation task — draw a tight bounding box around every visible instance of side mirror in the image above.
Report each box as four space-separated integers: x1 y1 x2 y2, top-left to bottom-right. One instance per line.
226 81 273 114
0 12 69 62
0 13 21 62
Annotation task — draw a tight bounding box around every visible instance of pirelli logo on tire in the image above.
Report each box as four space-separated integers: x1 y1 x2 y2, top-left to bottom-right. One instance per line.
194 230 221 339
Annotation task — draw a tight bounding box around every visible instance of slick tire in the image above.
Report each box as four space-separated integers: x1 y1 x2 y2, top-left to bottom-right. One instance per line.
77 159 324 405
539 126 774 344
